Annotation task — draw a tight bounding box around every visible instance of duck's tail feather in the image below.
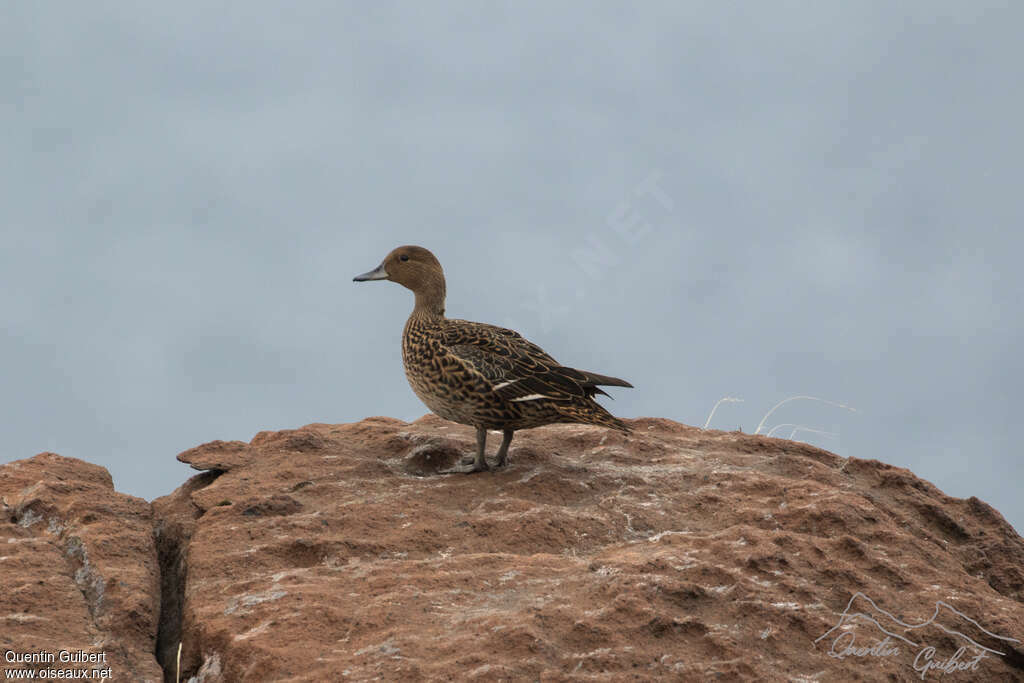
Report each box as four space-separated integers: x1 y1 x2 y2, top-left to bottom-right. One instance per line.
579 371 633 388
570 369 632 400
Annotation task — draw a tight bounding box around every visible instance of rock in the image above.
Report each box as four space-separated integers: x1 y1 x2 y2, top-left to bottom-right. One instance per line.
4 418 1023 680
176 440 250 472
153 416 1024 681
0 453 163 681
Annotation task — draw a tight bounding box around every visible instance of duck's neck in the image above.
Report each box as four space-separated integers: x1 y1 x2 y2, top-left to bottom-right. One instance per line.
411 279 446 319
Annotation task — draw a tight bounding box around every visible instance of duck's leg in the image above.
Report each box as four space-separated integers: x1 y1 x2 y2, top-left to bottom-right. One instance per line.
493 429 515 468
441 426 491 474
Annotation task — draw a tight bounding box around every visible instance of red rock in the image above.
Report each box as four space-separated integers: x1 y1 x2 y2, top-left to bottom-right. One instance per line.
155 416 1024 681
4 419 1023 681
0 453 162 681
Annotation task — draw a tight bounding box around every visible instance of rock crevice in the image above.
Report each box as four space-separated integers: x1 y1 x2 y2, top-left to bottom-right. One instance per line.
153 470 221 682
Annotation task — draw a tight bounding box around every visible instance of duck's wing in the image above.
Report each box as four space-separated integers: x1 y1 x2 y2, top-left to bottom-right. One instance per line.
441 320 630 402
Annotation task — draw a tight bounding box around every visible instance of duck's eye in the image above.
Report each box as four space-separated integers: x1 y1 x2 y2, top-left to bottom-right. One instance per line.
400 254 409 262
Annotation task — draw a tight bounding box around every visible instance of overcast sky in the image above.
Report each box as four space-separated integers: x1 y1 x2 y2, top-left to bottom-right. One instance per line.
3 2 1021 533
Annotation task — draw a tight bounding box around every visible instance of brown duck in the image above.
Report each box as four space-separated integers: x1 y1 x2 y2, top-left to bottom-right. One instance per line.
354 245 632 473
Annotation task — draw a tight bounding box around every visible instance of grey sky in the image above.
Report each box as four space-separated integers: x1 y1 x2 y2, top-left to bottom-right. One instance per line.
3 3 1021 532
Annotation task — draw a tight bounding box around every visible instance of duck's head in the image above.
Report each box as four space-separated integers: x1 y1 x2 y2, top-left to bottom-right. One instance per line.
354 245 446 314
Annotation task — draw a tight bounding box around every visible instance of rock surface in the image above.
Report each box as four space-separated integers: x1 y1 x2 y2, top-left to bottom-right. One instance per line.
159 416 1023 681
2 417 1024 681
0 453 163 681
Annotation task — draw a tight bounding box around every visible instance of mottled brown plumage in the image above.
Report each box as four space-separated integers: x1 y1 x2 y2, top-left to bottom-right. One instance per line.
354 245 633 472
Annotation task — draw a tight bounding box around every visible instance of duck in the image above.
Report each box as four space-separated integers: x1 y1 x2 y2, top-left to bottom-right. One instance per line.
353 245 633 473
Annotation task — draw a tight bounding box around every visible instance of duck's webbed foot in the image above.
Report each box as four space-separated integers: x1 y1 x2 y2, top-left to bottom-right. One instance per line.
440 458 490 474
440 426 491 474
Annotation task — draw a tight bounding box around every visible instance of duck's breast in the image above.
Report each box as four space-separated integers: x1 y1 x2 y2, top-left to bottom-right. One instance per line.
402 317 487 425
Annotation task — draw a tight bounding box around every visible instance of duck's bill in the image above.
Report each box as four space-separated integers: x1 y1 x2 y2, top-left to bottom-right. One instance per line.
353 264 389 281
